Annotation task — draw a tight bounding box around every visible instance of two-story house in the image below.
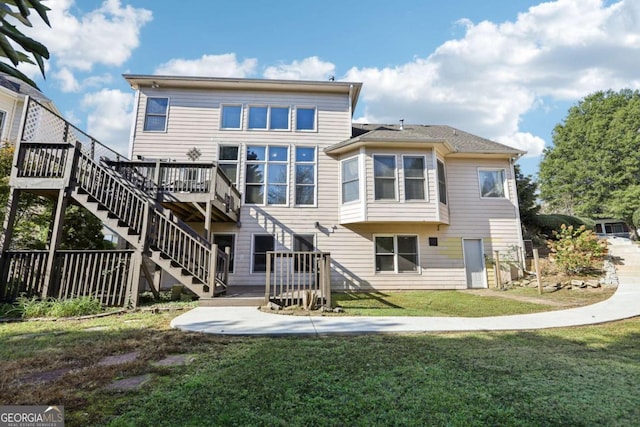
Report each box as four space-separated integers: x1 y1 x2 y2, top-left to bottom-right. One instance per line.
124 74 525 292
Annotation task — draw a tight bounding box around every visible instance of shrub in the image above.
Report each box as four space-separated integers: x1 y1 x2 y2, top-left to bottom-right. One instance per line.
547 224 607 274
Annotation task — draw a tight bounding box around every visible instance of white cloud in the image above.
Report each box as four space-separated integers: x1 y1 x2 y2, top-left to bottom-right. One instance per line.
344 0 640 158
52 68 114 93
22 0 151 77
81 89 134 155
263 57 335 80
154 53 258 77
497 132 546 158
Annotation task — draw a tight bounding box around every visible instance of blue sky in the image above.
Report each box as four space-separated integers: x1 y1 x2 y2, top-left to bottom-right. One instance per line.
17 0 640 177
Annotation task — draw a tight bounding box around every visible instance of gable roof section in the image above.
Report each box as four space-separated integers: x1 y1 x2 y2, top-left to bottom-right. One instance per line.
0 72 51 103
123 74 363 114
326 123 526 157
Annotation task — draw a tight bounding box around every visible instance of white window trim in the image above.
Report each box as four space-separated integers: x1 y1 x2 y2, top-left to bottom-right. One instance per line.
294 146 317 207
251 233 276 274
246 104 291 131
217 144 240 186
372 154 398 202
373 234 421 274
478 167 508 199
143 97 169 133
401 154 428 202
436 158 447 205
340 155 361 204
212 233 237 274
220 104 243 130
295 106 317 132
244 144 290 206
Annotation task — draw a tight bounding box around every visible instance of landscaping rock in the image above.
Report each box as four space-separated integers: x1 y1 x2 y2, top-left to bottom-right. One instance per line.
520 280 531 287
105 374 152 392
333 307 344 313
265 302 281 311
571 280 587 288
543 285 559 293
586 280 600 288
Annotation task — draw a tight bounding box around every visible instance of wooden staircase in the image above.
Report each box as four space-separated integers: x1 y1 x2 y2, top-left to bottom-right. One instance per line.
5 98 235 303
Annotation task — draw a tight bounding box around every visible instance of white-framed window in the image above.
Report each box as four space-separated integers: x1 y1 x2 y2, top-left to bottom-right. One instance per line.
437 160 447 205
218 145 239 185
247 105 290 130
245 145 289 205
479 168 507 198
212 234 236 273
374 235 419 273
341 157 360 203
143 97 169 132
293 233 315 272
252 234 275 273
403 155 426 201
0 110 6 139
296 107 316 131
295 146 316 206
373 155 396 200
221 105 242 129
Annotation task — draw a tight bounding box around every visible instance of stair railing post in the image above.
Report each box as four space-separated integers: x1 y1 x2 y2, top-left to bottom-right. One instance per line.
128 200 154 308
208 243 218 297
224 246 231 286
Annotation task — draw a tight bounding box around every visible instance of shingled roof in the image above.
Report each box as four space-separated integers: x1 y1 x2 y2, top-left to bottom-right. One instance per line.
326 123 525 156
0 72 51 103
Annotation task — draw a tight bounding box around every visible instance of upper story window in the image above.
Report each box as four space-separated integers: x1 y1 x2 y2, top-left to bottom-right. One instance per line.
374 155 396 200
221 105 242 129
437 160 447 205
296 107 316 131
341 157 360 203
247 105 290 130
143 97 169 132
479 169 506 198
403 156 426 200
245 145 289 205
218 145 239 185
295 146 316 206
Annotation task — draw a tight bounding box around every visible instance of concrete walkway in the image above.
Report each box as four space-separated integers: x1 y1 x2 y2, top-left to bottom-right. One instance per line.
170 238 640 335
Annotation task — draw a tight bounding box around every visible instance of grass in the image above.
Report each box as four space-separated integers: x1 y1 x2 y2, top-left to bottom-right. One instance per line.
0 307 638 426
331 288 614 316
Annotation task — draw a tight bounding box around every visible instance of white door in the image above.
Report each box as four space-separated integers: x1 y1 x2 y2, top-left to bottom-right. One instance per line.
463 239 486 288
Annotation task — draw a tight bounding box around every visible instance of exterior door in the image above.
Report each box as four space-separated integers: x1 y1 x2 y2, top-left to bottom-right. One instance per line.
463 239 486 288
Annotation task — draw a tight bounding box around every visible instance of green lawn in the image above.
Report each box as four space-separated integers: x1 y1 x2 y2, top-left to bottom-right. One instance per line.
1 307 638 426
332 288 614 316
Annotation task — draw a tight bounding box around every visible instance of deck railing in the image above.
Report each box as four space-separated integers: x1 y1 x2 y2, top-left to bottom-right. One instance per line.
265 251 331 308
0 250 134 306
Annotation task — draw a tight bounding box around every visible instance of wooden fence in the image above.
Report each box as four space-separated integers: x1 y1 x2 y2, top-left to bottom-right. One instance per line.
265 251 331 308
0 250 135 306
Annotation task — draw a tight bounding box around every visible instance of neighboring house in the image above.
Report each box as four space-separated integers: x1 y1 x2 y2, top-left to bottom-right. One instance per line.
124 75 526 290
0 72 58 146
594 219 631 239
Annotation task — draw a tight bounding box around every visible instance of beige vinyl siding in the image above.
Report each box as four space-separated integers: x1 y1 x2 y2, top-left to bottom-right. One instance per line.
132 89 351 161
0 93 20 144
445 157 522 256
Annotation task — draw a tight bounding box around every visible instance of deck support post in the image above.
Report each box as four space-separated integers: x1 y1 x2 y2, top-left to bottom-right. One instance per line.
208 243 218 297
41 189 69 298
0 188 21 255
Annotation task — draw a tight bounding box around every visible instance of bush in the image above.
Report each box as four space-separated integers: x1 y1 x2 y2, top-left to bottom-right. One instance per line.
547 224 607 274
16 296 103 318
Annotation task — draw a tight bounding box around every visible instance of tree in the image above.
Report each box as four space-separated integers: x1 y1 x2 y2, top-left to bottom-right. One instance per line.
514 164 540 238
0 0 50 88
539 89 640 231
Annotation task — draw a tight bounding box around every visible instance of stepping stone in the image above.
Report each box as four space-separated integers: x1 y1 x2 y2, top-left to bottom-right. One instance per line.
22 368 71 384
98 351 139 366
153 354 194 367
105 374 152 391
83 326 109 332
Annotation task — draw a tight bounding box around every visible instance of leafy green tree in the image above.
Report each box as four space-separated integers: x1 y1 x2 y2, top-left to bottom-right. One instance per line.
514 164 540 238
0 0 50 88
539 89 640 231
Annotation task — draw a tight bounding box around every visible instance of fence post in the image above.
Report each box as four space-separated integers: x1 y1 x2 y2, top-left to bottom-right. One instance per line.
494 250 502 290
264 252 272 305
208 243 218 297
533 249 543 295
